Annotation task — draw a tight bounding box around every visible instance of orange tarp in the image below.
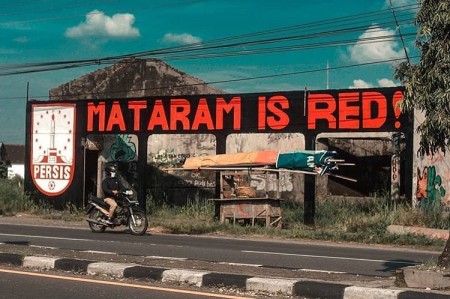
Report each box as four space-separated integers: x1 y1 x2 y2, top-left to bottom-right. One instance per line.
182 150 279 169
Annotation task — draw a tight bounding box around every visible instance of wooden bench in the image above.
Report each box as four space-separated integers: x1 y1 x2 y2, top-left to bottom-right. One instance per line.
211 197 282 228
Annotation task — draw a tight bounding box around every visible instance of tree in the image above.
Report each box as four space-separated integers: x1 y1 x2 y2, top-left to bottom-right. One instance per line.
394 0 450 267
0 161 7 179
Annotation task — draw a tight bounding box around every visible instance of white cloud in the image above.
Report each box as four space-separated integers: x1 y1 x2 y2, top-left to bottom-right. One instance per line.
65 10 140 39
349 78 400 89
348 25 405 63
349 79 374 89
14 36 28 43
377 78 398 87
163 33 202 45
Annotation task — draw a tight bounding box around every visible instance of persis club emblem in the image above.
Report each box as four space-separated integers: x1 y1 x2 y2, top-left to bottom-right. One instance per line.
31 104 76 196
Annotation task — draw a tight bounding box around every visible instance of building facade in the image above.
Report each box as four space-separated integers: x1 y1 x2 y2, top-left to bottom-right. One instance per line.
25 70 411 224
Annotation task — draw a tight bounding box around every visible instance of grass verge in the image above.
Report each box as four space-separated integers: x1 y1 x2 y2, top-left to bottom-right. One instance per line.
148 196 448 250
0 179 448 250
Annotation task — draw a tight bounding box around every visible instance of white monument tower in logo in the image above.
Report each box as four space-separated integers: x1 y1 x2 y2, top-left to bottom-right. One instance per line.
31 104 76 196
48 114 57 163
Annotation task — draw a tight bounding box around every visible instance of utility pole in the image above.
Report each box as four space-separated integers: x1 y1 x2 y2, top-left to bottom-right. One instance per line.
388 0 410 63
326 61 329 89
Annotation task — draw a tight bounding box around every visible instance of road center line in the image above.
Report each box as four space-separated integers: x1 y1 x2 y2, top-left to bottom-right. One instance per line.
81 250 117 255
146 255 188 261
241 250 419 265
0 233 98 242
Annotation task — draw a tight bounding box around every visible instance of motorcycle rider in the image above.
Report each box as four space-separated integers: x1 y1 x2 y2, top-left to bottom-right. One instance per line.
102 163 127 225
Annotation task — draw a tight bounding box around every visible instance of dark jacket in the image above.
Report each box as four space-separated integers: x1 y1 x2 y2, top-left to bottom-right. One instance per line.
102 176 127 198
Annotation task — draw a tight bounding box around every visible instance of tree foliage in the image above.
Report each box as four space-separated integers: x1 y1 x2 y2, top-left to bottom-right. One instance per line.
394 0 450 156
0 161 9 179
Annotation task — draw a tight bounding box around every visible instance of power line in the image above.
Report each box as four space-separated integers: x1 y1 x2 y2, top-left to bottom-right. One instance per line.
0 14 417 75
0 3 420 100
108 7 418 61
0 29 417 77
0 56 416 101
389 0 411 63
1 3 418 73
156 33 417 62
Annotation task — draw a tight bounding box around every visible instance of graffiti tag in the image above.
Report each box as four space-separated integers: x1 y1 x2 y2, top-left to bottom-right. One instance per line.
416 166 446 207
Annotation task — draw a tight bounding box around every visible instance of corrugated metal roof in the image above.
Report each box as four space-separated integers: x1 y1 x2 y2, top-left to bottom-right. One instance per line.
4 144 25 164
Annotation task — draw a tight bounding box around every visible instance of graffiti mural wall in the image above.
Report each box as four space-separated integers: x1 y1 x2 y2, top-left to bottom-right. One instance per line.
109 134 137 162
413 111 449 208
415 157 449 208
24 87 410 207
227 133 304 200
146 134 216 205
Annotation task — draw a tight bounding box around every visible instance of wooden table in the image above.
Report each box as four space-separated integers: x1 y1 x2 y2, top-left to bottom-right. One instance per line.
211 197 282 228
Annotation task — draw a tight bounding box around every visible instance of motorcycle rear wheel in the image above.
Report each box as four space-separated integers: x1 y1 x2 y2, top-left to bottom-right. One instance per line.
88 209 107 233
128 211 148 236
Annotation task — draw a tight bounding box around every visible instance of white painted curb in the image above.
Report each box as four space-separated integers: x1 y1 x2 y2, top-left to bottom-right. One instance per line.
23 256 58 269
387 225 449 240
343 286 402 299
162 269 210 287
5 254 446 298
247 277 297 295
87 262 137 278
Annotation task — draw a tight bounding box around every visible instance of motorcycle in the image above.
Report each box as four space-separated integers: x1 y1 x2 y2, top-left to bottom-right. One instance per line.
86 190 148 236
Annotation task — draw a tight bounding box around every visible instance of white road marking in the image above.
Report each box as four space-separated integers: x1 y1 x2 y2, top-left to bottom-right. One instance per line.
146 256 188 261
0 233 98 242
146 243 183 248
217 262 262 267
81 250 117 255
0 222 87 230
29 245 58 250
297 269 347 274
242 250 419 265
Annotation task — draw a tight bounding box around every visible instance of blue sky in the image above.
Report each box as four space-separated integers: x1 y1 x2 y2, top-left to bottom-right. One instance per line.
0 0 418 144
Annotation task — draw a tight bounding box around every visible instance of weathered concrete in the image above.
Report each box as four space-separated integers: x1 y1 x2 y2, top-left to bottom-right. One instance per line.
343 286 402 299
403 267 450 289
161 269 209 287
23 256 58 269
2 251 449 298
246 277 298 295
387 225 449 240
87 261 137 278
49 58 224 100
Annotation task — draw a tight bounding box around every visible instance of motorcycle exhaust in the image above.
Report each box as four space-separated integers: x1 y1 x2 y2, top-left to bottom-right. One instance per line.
86 218 107 226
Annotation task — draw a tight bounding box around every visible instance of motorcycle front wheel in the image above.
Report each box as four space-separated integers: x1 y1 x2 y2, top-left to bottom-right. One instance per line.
128 211 148 236
88 209 107 233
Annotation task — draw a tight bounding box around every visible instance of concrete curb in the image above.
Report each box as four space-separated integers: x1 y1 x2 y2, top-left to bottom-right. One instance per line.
387 225 449 240
0 252 448 298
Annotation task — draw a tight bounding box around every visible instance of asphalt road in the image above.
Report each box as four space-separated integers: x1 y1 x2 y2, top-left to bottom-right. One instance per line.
0 267 251 299
0 223 440 277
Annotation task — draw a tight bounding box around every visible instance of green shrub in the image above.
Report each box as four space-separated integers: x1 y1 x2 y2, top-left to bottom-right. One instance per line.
0 177 36 215
2 179 448 249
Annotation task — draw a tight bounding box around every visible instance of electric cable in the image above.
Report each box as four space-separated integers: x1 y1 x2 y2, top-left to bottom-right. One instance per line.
0 3 420 101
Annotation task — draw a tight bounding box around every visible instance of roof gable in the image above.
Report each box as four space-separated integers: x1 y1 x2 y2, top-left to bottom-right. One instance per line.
4 144 25 164
49 58 224 101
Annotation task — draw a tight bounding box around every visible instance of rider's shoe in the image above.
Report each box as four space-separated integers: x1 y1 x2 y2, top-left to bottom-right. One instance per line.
105 218 114 225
